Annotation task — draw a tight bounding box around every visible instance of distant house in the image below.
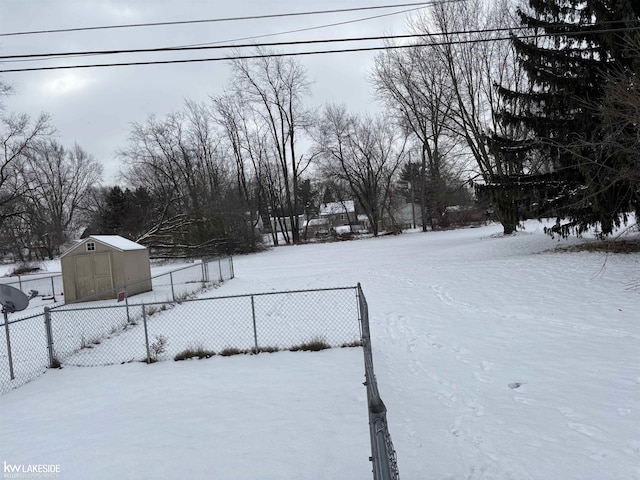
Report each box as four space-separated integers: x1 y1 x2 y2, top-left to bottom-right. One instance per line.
264 215 305 234
319 201 357 229
383 202 421 231
440 205 486 227
355 214 368 228
61 235 152 303
297 217 327 239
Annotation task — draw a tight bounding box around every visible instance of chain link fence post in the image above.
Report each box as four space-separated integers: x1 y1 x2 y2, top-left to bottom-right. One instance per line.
44 307 56 368
124 286 131 324
3 309 15 380
170 272 176 302
142 304 151 364
50 277 57 302
218 258 223 283
251 295 259 354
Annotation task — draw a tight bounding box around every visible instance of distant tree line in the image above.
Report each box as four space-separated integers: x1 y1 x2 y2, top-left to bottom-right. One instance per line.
3 0 635 262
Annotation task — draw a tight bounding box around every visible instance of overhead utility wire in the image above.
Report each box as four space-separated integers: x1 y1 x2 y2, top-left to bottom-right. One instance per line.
3 25 640 74
170 4 430 50
0 1 450 37
2 22 637 61
1 4 430 64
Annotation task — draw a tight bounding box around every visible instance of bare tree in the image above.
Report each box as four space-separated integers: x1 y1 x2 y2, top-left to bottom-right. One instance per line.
411 0 534 233
211 92 266 249
0 80 11 109
0 112 52 232
372 39 460 230
316 104 408 236
229 49 314 244
24 140 103 258
120 103 234 255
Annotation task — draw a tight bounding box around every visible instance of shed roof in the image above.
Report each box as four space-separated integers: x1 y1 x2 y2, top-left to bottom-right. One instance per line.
61 235 146 257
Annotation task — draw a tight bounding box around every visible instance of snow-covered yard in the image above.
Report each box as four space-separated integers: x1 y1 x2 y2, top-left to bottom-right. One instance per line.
1 221 639 479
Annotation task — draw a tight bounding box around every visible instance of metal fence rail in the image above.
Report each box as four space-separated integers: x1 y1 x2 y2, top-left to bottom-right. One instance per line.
47 287 361 367
0 273 63 300
357 283 400 480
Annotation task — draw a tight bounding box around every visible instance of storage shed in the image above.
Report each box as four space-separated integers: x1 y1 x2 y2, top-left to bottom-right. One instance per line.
61 235 152 303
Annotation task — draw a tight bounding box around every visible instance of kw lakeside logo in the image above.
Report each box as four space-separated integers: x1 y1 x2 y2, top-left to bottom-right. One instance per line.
3 462 60 479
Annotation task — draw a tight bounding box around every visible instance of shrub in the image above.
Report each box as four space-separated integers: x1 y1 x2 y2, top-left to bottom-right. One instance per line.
80 334 102 350
174 345 216 361
255 345 281 354
149 335 168 362
174 292 190 304
219 347 249 357
290 336 331 352
8 262 42 276
341 340 363 348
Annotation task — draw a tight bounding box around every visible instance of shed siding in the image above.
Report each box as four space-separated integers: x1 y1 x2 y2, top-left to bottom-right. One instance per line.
61 236 152 303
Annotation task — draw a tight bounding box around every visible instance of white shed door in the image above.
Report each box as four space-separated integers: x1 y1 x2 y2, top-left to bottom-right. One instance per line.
75 253 113 299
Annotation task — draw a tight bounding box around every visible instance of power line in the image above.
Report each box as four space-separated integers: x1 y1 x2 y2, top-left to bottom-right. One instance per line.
1 23 638 68
0 1 447 37
4 22 637 60
0 4 433 64
0 4 436 63
169 5 430 50
0 33 446 60
3 24 639 74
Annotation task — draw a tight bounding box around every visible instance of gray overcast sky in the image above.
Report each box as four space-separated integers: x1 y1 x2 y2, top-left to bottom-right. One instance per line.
1 0 422 184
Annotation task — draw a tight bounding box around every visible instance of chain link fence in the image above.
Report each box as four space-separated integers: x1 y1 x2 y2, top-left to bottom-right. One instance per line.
47 287 361 367
1 276 400 480
0 256 234 307
0 257 234 394
53 256 234 307
357 283 400 480
0 311 50 394
0 274 63 300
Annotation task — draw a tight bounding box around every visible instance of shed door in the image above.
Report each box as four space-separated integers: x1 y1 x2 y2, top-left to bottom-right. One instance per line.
75 253 113 300
93 253 113 293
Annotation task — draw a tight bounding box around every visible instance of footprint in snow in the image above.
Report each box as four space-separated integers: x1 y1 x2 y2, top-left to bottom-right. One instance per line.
473 371 492 384
567 422 601 438
513 396 536 405
558 406 582 419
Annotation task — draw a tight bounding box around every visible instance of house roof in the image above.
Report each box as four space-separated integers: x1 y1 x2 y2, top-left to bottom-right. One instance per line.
61 235 146 257
303 218 329 228
320 201 355 216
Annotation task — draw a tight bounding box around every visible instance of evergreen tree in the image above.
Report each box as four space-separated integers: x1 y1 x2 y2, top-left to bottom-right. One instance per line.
488 0 640 236
95 186 156 240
